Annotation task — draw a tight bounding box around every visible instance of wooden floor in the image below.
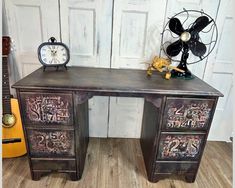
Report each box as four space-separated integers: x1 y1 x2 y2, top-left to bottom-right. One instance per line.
3 138 232 188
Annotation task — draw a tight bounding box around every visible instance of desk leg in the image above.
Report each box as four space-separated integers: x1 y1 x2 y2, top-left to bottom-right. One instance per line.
140 97 163 182
74 92 91 179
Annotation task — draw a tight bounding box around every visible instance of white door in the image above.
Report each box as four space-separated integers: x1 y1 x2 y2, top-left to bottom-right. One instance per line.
4 0 60 80
4 0 232 141
108 0 167 138
60 0 113 137
204 0 234 141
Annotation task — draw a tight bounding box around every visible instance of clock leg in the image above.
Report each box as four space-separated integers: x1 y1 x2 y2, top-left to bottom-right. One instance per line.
64 65 68 70
43 66 46 72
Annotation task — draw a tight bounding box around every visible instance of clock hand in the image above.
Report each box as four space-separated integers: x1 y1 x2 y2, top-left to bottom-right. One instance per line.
54 58 59 64
48 45 53 51
49 45 57 54
51 57 60 64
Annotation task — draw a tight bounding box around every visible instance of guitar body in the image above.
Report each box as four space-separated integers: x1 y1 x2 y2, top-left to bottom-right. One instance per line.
2 98 27 158
2 36 26 158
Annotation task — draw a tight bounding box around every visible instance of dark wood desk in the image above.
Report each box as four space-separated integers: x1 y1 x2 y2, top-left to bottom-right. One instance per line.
13 66 223 183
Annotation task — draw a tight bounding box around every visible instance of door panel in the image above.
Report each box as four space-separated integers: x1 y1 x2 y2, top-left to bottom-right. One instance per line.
88 96 109 137
112 0 167 69
108 97 144 138
4 0 60 80
119 11 148 59
69 9 95 56
109 0 167 138
60 0 113 137
60 0 112 68
204 0 234 141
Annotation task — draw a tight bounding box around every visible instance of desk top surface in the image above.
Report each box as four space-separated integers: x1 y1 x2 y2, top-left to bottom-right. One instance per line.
12 66 223 97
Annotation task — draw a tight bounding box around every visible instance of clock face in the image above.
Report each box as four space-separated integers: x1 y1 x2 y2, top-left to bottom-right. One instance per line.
39 44 69 65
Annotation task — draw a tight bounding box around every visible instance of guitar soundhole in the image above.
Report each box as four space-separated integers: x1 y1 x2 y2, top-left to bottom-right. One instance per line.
2 113 16 128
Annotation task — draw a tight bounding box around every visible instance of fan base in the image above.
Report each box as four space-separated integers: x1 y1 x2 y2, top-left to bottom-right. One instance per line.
171 69 194 80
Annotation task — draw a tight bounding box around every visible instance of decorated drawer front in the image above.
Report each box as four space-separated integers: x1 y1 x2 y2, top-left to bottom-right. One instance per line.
163 98 215 130
157 133 205 161
27 129 75 157
20 92 73 126
31 159 76 171
154 162 198 174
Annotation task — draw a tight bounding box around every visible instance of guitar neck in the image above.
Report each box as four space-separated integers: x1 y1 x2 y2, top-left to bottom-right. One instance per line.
2 56 12 115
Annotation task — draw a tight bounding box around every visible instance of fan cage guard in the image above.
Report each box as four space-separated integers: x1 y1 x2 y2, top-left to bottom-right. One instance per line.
160 9 218 65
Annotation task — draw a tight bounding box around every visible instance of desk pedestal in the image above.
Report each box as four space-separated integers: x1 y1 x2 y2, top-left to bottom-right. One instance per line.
17 91 90 181
141 96 217 182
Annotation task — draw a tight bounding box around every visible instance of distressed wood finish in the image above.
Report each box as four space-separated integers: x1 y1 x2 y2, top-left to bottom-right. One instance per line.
31 158 76 171
157 134 205 160
140 96 163 180
20 92 73 126
12 67 222 97
163 98 215 130
141 95 219 183
74 93 89 178
13 66 222 183
16 89 90 181
154 162 198 174
27 129 75 157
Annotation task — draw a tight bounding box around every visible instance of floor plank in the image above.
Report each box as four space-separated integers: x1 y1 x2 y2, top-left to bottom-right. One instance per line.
2 139 232 188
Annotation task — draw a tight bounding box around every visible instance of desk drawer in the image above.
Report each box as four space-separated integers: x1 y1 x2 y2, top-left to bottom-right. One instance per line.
20 92 73 126
27 129 75 157
31 158 76 171
162 97 215 131
154 162 198 174
157 133 205 161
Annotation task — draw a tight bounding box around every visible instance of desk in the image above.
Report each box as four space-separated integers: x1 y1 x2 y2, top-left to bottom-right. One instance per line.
13 66 223 183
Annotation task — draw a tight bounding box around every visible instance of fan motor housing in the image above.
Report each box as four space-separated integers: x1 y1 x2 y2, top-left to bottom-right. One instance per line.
180 31 191 42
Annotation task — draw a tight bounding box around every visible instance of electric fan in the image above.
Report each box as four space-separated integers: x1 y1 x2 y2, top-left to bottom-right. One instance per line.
161 9 218 79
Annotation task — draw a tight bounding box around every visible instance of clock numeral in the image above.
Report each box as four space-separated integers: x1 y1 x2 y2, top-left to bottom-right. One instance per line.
43 58 47 62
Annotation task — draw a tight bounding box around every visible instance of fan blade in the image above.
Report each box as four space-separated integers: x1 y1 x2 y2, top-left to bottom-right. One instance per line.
166 40 183 56
189 16 211 33
169 18 184 35
188 39 207 57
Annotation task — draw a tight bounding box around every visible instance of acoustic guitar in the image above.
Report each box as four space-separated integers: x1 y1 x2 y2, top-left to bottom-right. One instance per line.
2 36 26 158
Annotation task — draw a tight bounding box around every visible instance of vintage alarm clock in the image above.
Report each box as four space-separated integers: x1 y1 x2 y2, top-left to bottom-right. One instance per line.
38 37 70 71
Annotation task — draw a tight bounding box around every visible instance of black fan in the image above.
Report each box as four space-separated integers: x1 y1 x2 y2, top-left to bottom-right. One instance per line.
161 9 218 79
